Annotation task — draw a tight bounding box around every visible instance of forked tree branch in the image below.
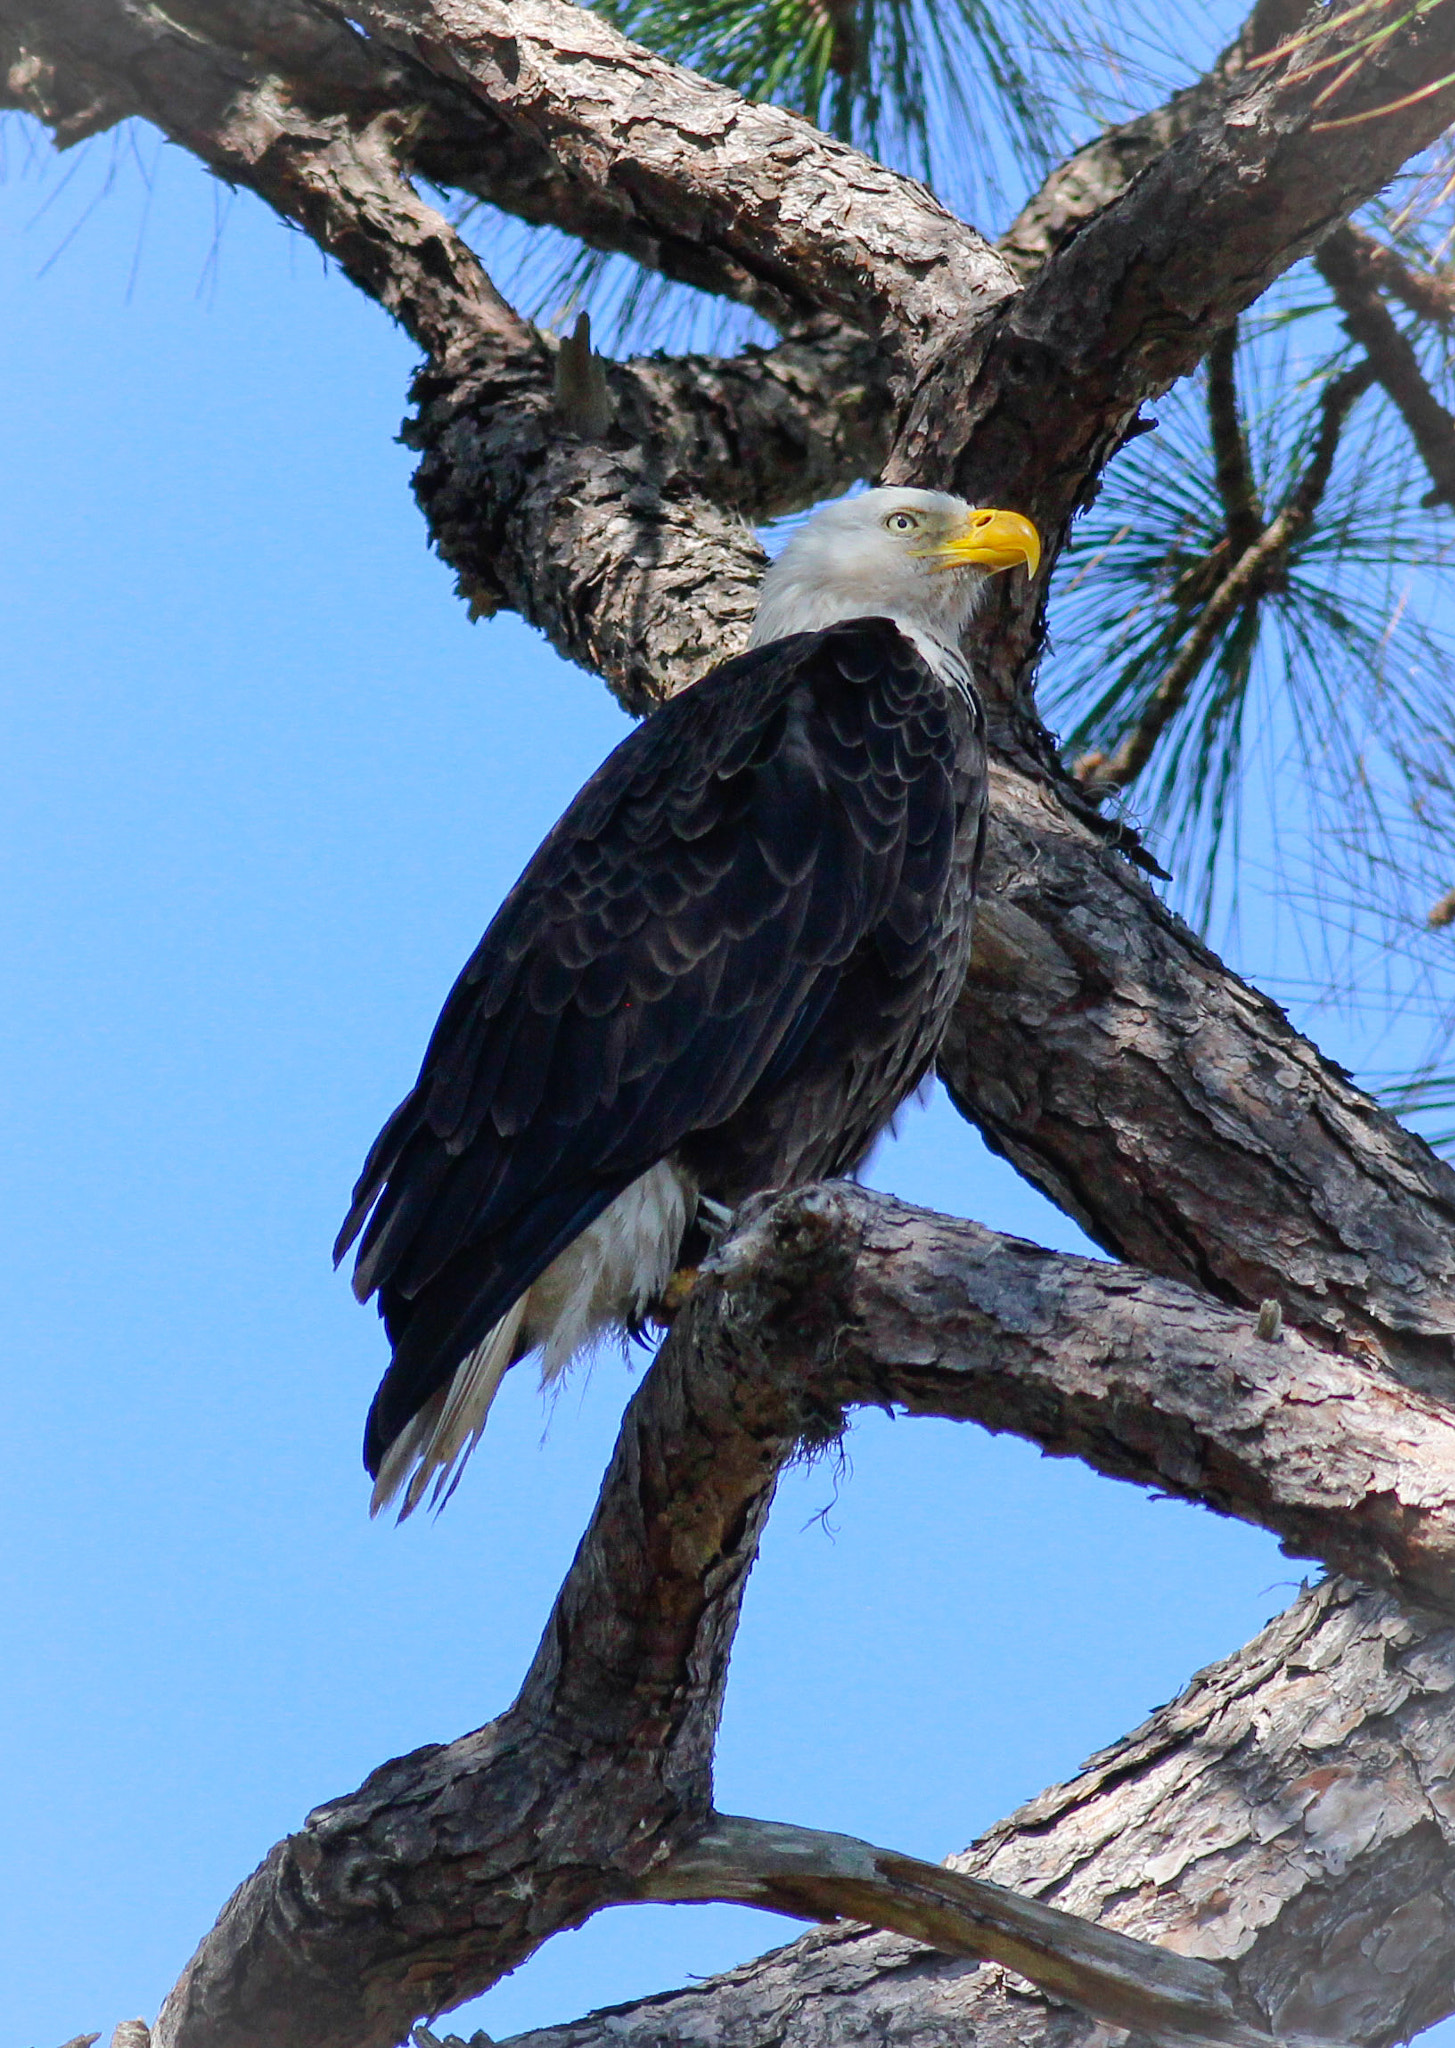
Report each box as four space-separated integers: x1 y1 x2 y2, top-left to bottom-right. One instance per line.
508 1575 1455 2048
148 1187 1455 2048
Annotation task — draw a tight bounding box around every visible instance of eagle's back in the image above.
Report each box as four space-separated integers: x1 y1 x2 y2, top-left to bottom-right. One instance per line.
341 617 987 1479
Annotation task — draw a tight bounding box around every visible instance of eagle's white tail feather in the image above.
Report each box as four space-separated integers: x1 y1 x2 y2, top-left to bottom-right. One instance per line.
370 1161 697 1520
370 1294 529 1522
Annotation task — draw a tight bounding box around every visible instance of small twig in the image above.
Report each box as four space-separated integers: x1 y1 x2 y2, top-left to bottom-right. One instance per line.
1078 361 1374 794
640 1814 1283 2047
1318 223 1455 506
1206 324 1265 556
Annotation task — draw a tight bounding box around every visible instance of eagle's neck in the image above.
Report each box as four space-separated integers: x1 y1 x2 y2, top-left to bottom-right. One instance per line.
750 594 976 707
896 621 976 705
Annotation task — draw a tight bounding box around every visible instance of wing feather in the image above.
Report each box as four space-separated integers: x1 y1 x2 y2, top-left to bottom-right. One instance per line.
343 617 972 1475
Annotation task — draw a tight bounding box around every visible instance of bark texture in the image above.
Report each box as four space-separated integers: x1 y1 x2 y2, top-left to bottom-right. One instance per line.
511 1575 1455 2048
11 1 1455 2044
147 1188 1455 2047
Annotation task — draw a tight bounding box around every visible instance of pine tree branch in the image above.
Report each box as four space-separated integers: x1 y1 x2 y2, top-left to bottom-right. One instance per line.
504 1577 1455 2048
891 0 1455 752
1207 324 1265 555
940 754 1455 1377
638 1815 1279 2048
1317 223 1455 508
999 0 1312 278
1074 360 1374 795
314 0 1019 351
148 1185 1455 2047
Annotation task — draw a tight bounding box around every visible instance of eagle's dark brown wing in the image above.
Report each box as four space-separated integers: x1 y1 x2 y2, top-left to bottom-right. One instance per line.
338 617 982 1477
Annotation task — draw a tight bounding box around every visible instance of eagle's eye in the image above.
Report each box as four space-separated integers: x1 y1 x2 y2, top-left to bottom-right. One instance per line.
885 511 920 532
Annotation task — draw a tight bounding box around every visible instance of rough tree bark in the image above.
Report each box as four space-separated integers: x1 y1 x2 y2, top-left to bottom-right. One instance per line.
8 1 1455 2044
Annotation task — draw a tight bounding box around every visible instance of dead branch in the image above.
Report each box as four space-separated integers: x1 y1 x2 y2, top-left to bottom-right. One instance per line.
509 1576 1455 2048
638 1815 1278 2047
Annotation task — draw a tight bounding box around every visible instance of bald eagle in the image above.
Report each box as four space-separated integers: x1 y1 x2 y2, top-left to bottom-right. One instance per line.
338 488 1040 1516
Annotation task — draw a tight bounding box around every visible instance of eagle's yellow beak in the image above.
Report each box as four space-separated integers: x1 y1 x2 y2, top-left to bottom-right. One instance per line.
928 508 1041 578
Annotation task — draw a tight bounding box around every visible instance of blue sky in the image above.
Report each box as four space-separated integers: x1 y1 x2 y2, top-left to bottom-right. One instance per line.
0 121 1401 2047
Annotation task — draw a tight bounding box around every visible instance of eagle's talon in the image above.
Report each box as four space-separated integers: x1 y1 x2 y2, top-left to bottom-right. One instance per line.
656 1267 701 1321
696 1195 735 1243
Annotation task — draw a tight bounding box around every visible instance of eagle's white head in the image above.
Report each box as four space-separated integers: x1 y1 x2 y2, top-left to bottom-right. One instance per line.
750 487 1041 652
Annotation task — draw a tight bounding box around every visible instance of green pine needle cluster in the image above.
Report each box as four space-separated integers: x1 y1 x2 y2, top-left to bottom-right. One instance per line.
1044 277 1455 1134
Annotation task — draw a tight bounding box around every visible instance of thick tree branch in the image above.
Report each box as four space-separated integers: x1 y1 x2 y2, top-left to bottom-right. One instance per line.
999 0 1318 278
508 1575 1455 2048
1317 222 1455 508
318 0 1017 352
148 1184 1455 2047
729 1187 1455 1616
942 761 1455 1380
